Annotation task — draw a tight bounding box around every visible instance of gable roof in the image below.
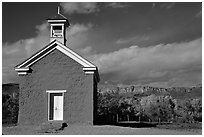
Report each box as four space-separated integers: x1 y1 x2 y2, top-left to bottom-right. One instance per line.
15 40 100 82
15 40 96 69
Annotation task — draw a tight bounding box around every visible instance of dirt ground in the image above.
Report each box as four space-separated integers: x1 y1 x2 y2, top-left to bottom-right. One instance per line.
2 124 202 135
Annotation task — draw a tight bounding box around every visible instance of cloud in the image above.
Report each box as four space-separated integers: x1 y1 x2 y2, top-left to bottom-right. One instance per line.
60 2 128 15
68 23 93 36
106 2 128 8
60 2 99 15
2 22 93 83
2 22 50 83
116 35 150 45
3 22 50 62
89 38 202 87
66 23 93 53
160 3 175 10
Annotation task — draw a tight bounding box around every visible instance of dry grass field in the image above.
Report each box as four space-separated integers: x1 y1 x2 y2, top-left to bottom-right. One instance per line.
2 124 202 135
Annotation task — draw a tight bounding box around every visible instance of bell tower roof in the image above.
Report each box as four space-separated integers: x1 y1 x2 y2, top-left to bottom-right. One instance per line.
47 6 69 27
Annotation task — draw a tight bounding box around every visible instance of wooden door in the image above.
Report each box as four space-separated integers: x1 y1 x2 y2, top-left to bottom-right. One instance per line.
53 95 63 120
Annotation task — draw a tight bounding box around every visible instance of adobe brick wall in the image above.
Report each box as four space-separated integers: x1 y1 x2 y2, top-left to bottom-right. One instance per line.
18 49 95 125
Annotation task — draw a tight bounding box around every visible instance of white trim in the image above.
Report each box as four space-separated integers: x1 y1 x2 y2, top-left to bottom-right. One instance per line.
48 20 67 22
62 92 64 121
83 67 96 71
18 72 27 75
50 25 52 37
56 45 95 67
15 68 29 71
51 23 64 26
55 42 96 67
62 25 64 37
85 71 94 74
46 90 67 93
25 48 55 68
16 41 57 68
47 92 50 121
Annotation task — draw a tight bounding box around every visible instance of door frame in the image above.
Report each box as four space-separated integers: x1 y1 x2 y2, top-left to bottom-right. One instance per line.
46 90 66 121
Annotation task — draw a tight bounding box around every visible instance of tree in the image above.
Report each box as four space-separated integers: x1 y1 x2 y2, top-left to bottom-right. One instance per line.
7 97 19 123
174 98 202 123
2 94 19 124
140 95 175 122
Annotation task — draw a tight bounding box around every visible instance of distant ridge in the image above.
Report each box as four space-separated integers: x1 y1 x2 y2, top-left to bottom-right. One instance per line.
98 84 202 100
2 83 202 100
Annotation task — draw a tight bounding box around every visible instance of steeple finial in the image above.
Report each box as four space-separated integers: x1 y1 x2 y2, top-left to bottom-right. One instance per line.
56 6 67 20
57 6 60 14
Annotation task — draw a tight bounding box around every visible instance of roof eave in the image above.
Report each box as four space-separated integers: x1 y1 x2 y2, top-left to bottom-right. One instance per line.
15 40 99 78
47 19 69 27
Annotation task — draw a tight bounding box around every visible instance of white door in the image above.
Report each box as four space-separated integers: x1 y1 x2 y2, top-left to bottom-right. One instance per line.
53 95 63 120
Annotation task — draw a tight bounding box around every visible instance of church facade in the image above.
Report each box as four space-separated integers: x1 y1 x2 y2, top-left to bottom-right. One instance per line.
15 8 100 125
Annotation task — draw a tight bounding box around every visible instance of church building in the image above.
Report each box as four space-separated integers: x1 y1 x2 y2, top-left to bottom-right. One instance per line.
15 8 100 125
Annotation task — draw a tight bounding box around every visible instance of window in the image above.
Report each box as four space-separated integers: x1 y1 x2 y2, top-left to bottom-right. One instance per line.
51 25 63 37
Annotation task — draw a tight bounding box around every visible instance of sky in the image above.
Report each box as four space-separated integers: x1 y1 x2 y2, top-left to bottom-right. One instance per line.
2 2 202 87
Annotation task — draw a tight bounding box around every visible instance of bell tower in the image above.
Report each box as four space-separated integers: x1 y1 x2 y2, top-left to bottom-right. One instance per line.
47 7 69 45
